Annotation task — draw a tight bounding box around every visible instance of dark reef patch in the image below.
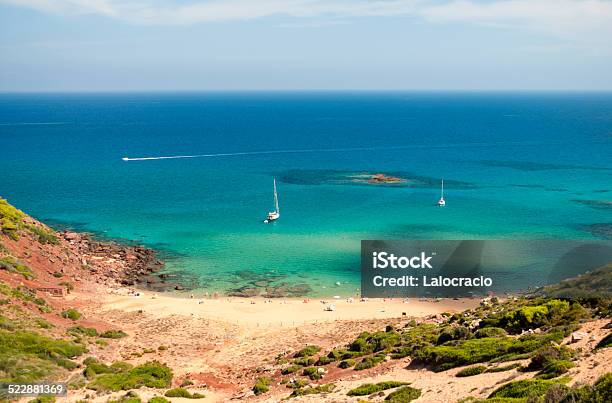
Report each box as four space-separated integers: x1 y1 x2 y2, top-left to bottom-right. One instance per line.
509 184 568 192
226 270 312 297
578 223 612 239
572 199 612 210
276 169 476 189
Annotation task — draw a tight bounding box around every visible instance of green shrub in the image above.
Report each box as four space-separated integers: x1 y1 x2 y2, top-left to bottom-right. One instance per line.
0 315 15 330
302 367 322 380
456 366 487 377
87 361 172 391
437 326 472 345
347 381 408 396
338 359 355 369
61 309 81 321
0 256 35 279
148 397 170 403
485 363 521 373
529 346 574 370
68 326 98 337
294 345 321 358
36 318 53 329
488 378 566 399
0 198 25 240
293 356 315 366
252 377 271 395
368 330 401 352
107 392 141 403
480 299 587 335
164 388 204 399
527 345 575 378
543 383 571 403
289 383 334 397
419 331 562 372
316 355 333 365
0 329 86 382
590 373 612 402
595 333 612 349
281 365 302 375
385 386 421 402
474 327 508 339
354 354 385 371
538 359 574 379
26 224 58 245
286 379 308 389
100 330 128 339
326 349 342 361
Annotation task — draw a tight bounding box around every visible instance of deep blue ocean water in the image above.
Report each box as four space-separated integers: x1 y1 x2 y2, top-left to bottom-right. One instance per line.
1 92 610 296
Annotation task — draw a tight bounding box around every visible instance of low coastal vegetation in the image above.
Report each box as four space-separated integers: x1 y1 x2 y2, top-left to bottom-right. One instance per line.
0 282 49 310
0 327 86 382
289 383 334 398
271 291 611 400
456 365 487 377
0 255 34 279
280 296 596 374
0 197 57 244
294 345 321 357
456 363 522 377
84 359 173 392
347 381 408 396
384 385 421 402
61 308 82 321
164 387 205 399
252 377 271 395
462 374 612 402
68 326 98 337
100 329 128 339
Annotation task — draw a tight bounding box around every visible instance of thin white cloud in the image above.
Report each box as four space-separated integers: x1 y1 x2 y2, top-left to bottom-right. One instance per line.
2 0 612 41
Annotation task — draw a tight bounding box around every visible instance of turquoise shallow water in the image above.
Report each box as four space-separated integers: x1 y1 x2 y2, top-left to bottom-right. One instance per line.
0 92 610 296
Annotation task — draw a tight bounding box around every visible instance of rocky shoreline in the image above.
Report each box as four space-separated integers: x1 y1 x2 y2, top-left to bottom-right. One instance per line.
59 230 187 292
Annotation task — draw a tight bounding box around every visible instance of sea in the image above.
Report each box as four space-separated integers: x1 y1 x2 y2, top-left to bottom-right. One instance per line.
1 92 611 296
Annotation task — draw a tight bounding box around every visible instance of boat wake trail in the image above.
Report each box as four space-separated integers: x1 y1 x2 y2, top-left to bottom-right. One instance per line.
121 141 545 161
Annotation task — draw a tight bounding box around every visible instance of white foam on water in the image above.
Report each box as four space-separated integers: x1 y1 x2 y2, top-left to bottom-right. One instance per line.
121 141 544 161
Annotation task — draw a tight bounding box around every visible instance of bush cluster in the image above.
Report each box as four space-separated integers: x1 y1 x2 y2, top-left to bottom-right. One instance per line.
85 360 173 391
252 377 271 395
0 256 35 279
100 329 128 339
289 383 334 397
164 388 204 399
0 329 86 382
456 366 487 377
385 386 421 402
61 309 81 321
293 345 320 357
347 381 408 396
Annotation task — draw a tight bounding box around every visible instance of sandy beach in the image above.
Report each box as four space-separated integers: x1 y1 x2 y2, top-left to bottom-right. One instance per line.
97 292 479 328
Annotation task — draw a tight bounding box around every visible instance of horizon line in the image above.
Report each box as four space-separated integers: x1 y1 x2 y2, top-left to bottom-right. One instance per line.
1 89 612 95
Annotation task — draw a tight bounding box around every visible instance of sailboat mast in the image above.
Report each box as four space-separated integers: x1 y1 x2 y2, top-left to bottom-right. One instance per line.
441 179 444 199
273 179 279 213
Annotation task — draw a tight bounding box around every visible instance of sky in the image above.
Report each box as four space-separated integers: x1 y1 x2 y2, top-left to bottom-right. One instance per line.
1 0 612 91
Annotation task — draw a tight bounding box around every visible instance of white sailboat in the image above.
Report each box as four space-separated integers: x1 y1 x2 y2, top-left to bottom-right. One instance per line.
437 179 446 207
263 178 280 223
